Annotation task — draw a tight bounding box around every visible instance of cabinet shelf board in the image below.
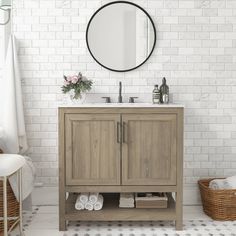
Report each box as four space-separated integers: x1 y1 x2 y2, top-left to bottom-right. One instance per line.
65 193 176 221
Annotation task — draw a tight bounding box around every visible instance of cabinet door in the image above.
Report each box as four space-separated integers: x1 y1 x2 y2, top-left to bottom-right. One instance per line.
65 114 121 185
122 114 177 185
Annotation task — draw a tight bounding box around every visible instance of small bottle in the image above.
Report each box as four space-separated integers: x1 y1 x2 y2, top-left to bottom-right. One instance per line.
160 77 169 104
152 85 161 104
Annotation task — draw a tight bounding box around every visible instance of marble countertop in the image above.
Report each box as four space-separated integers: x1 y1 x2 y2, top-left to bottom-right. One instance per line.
58 103 184 108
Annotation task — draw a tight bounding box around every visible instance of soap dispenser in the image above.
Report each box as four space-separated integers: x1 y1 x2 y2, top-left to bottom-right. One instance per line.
160 77 169 104
152 85 161 104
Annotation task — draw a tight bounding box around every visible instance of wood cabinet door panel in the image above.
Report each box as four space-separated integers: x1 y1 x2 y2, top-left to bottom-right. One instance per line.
122 114 177 185
65 114 120 185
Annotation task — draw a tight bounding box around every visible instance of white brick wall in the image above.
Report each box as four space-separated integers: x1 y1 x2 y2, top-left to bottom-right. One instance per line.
12 0 236 201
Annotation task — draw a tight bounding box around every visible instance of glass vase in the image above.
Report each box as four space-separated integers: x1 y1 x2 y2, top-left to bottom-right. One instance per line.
69 90 86 104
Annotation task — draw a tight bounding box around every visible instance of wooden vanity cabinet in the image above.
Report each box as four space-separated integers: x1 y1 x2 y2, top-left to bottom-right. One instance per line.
59 107 183 231
122 114 177 186
65 113 120 186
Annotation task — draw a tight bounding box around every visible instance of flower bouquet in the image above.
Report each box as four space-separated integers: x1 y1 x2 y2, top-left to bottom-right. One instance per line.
62 73 93 100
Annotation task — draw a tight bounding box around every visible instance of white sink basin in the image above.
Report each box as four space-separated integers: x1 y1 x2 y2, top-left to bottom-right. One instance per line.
58 103 184 108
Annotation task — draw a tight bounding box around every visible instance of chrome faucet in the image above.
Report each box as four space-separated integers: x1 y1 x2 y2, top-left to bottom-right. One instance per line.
118 81 122 103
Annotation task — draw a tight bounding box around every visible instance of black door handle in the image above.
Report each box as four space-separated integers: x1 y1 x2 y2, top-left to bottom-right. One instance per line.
117 122 121 143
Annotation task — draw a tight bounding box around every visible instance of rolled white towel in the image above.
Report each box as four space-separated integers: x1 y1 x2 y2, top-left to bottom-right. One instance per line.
94 195 104 211
85 201 94 211
89 192 99 204
75 195 85 210
209 179 226 190
79 193 89 204
224 176 236 189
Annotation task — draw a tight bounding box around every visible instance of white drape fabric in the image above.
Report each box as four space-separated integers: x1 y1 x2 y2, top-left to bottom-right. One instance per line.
0 34 28 154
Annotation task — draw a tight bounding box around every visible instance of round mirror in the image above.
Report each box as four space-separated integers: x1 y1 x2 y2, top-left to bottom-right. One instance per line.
86 1 156 72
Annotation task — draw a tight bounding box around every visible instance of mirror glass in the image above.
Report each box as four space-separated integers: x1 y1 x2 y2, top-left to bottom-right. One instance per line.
86 1 156 72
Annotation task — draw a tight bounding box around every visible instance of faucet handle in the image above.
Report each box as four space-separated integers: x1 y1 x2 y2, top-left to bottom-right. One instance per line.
129 97 138 103
102 96 111 103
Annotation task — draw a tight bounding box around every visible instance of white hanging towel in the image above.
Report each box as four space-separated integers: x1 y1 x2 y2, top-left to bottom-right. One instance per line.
0 35 28 154
0 126 7 151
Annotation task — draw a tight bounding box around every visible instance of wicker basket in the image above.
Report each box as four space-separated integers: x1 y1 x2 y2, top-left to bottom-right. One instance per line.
198 178 236 220
0 150 19 233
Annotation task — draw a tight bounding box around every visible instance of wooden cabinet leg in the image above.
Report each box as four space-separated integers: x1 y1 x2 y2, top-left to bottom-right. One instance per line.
59 189 66 231
175 191 183 231
59 218 67 231
175 220 183 231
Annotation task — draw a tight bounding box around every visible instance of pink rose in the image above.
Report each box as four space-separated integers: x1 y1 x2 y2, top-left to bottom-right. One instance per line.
71 75 79 84
64 80 70 86
67 76 72 82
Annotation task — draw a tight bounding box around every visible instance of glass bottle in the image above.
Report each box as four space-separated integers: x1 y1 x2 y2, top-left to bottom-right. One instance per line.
160 77 169 104
152 85 161 104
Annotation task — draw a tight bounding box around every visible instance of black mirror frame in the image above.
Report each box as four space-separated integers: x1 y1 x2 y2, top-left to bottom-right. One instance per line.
86 1 156 73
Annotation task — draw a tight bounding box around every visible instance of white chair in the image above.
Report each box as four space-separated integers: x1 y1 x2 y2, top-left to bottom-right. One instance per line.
0 154 25 236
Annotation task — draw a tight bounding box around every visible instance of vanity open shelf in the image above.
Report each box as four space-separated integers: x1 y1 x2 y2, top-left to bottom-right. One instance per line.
59 105 184 230
65 193 176 221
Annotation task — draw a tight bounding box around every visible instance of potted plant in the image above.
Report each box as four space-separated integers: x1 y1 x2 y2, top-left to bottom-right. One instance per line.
62 73 93 103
